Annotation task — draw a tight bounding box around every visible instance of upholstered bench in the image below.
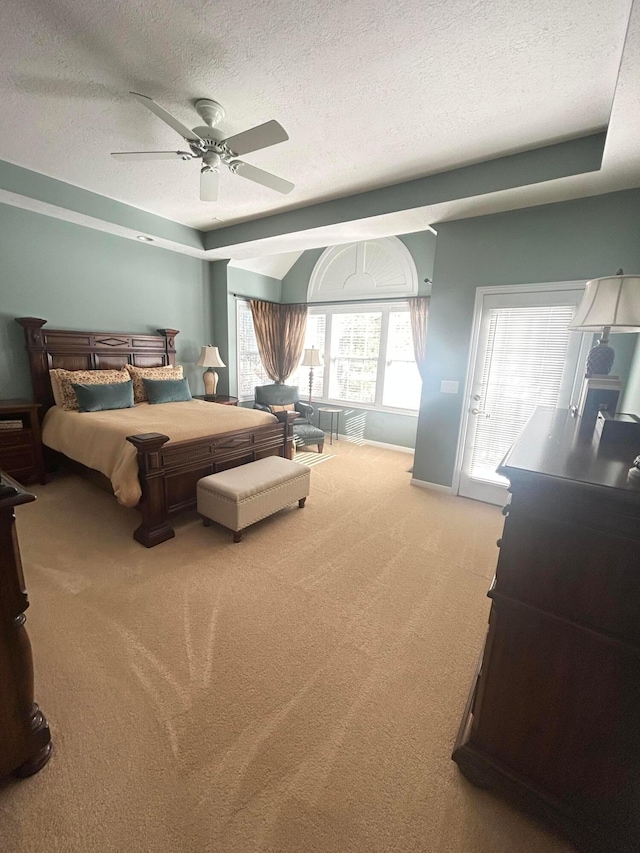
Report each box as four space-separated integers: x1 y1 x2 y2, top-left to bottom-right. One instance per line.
197 456 310 542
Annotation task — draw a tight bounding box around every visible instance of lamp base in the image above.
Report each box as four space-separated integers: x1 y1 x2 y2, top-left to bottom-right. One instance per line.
586 341 615 377
308 366 314 408
203 369 218 396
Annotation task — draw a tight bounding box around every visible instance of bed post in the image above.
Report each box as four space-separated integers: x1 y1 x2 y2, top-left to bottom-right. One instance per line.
126 433 175 547
275 412 296 460
157 329 179 366
15 318 51 416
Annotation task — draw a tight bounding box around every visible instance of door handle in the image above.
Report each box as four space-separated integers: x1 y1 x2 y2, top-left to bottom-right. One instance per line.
471 408 490 417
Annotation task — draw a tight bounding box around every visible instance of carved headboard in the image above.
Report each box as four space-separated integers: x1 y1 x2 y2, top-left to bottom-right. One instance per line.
16 317 178 418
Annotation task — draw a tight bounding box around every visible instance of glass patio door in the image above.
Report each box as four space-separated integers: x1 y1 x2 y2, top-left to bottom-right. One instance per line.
458 286 586 504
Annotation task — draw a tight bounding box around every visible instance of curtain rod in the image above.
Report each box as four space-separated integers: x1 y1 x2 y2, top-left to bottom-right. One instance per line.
232 294 422 306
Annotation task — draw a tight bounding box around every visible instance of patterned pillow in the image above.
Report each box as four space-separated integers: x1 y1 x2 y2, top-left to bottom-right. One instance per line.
125 364 184 403
49 368 130 412
269 403 295 413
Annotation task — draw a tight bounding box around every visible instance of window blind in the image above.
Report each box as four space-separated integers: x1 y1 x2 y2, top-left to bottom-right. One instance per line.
289 313 326 396
236 300 270 399
383 310 422 410
329 312 382 404
470 305 575 484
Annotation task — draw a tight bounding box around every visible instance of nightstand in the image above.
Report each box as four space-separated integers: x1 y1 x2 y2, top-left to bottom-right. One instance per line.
193 395 239 406
0 401 46 485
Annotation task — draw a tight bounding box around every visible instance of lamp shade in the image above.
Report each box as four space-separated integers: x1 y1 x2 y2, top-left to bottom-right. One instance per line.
301 347 323 367
568 275 640 333
196 345 226 368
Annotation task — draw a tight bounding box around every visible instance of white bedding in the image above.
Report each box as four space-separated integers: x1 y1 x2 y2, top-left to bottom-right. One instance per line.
42 400 277 507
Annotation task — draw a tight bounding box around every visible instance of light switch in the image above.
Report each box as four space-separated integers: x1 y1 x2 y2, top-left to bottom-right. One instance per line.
440 380 459 394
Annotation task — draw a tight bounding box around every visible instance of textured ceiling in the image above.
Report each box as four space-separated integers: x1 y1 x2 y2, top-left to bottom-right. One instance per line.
0 0 635 232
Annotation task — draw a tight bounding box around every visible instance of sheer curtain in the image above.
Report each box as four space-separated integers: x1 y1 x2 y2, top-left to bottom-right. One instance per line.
249 300 308 384
409 296 430 382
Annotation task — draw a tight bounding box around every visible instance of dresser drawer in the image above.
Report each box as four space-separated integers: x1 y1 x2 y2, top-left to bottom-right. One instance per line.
495 510 640 644
0 429 32 449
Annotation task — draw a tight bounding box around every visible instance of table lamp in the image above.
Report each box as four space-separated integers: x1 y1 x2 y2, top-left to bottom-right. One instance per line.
301 347 323 405
197 345 226 396
568 271 640 376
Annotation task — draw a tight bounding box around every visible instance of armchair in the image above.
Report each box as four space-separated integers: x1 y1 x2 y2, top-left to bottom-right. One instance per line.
254 385 324 453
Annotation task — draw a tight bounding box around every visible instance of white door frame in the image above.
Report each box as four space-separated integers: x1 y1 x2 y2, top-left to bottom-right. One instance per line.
451 281 590 498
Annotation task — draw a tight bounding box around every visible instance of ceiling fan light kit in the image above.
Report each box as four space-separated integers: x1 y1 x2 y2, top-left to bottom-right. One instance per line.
111 93 294 202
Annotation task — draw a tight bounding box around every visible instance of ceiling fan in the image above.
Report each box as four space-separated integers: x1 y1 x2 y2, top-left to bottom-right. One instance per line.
111 93 294 202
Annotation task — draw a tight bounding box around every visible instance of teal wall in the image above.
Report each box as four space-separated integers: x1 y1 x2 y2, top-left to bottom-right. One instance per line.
210 260 231 394
0 160 204 250
413 188 640 487
281 249 324 303
0 203 211 399
208 262 283 396
313 407 417 449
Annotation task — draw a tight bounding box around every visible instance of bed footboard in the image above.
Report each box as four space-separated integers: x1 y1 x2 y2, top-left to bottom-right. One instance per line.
127 417 293 547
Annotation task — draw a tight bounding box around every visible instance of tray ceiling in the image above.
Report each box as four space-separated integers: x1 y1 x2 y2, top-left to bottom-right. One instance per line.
0 0 635 232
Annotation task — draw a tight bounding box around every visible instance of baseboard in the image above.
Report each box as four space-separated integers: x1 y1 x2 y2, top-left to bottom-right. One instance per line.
342 436 414 454
410 477 454 494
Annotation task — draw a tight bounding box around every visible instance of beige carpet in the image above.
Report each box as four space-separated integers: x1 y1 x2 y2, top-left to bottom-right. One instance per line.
0 442 573 853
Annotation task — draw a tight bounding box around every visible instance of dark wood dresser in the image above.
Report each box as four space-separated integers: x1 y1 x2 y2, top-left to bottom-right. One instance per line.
453 407 640 852
0 472 51 778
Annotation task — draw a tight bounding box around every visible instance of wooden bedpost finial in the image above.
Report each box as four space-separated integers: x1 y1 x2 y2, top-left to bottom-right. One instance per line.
16 318 47 348
157 328 179 364
16 318 47 328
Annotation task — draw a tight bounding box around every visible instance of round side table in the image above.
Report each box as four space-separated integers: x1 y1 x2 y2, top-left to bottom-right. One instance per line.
317 407 341 444
193 395 239 406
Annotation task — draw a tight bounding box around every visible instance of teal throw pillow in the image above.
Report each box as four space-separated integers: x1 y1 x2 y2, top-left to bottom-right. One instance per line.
143 377 193 404
71 380 134 413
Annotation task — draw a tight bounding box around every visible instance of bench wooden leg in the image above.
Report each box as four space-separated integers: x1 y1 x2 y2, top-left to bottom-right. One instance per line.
299 497 307 508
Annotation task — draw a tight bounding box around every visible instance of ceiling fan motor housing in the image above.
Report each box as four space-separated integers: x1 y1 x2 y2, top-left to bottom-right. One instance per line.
193 99 225 142
202 152 221 171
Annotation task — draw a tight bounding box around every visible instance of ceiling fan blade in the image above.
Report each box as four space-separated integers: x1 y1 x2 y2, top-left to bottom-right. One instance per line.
112 151 193 161
231 161 294 194
200 168 219 202
221 120 289 156
129 92 202 142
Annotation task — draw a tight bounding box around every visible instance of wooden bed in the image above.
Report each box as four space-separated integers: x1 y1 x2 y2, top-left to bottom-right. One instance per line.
17 318 293 547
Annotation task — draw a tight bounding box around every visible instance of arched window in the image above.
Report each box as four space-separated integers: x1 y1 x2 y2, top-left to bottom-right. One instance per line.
283 238 423 413
307 237 418 303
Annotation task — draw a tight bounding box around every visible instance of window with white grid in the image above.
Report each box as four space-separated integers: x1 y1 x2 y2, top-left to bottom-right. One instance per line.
236 300 423 412
315 303 421 412
236 299 270 400
329 311 382 404
288 313 326 399
382 311 422 410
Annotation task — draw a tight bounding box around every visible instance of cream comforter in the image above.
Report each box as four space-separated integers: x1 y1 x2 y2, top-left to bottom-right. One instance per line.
42 400 277 508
